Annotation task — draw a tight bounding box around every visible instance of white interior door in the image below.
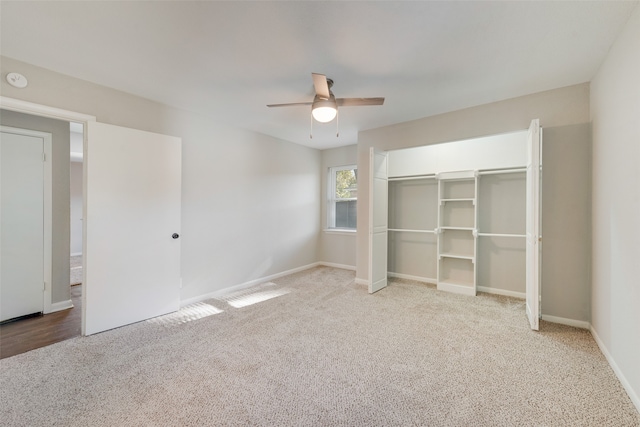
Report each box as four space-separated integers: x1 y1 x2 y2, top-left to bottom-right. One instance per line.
525 119 542 330
0 128 48 321
369 148 388 293
84 122 181 335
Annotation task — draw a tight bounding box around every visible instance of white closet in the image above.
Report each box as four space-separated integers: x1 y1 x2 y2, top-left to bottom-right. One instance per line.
369 119 542 330
436 170 478 296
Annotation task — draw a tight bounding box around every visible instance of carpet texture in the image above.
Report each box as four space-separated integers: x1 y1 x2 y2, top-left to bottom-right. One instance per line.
70 255 82 286
1 267 638 426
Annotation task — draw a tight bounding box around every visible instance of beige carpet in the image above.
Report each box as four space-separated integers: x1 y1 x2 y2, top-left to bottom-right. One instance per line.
1 267 638 426
70 255 82 286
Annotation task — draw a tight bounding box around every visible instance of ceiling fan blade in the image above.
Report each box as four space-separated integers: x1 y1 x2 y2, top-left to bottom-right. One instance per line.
336 97 385 107
312 73 331 100
267 102 313 108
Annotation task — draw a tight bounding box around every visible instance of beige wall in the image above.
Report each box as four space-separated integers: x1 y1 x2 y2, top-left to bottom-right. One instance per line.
0 109 71 304
70 160 82 255
1 56 322 303
590 5 640 410
540 123 591 321
357 83 592 322
319 144 357 268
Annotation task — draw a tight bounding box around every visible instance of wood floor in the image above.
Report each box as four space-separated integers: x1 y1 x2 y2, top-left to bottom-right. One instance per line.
0 285 82 359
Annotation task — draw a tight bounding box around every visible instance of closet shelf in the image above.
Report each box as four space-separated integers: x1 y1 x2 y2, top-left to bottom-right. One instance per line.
388 175 436 182
439 253 474 260
388 228 436 234
437 172 477 296
477 232 526 238
441 198 475 202
440 226 474 231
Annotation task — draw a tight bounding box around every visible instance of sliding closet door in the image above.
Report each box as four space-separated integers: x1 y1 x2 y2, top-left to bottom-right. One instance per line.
369 148 388 293
525 119 542 330
84 122 181 335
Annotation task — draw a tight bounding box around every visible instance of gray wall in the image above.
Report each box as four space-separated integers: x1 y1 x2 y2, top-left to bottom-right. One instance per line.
70 161 82 255
0 109 70 304
357 83 592 323
319 145 358 268
590 4 640 410
1 56 321 303
541 124 591 321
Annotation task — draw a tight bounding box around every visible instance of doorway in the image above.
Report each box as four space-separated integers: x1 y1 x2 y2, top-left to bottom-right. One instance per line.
1 96 183 350
69 121 84 323
0 118 80 358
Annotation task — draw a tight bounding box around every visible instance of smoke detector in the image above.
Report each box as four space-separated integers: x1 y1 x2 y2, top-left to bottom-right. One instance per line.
6 72 28 89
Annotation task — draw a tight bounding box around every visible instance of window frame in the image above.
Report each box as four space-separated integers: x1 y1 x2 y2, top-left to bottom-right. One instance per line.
327 164 358 231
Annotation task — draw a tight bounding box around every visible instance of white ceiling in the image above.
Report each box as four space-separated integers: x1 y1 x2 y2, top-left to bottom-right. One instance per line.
1 1 637 149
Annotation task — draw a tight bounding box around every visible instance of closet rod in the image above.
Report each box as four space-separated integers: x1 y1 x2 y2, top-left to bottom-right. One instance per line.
478 168 526 176
388 228 435 234
477 233 526 238
388 175 436 182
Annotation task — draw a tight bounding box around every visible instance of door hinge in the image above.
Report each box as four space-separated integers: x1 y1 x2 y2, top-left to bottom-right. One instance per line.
43 281 46 291
43 152 46 162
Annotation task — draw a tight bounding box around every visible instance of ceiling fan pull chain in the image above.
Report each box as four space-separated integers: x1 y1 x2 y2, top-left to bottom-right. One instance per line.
336 110 340 138
309 111 313 139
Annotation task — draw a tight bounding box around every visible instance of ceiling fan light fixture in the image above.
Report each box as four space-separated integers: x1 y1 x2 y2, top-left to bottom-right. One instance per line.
312 96 337 123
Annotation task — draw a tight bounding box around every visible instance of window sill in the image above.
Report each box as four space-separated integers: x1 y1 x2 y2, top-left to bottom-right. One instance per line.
324 228 357 235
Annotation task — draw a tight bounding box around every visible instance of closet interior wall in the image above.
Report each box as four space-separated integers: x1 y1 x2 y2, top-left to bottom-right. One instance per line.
386 130 528 297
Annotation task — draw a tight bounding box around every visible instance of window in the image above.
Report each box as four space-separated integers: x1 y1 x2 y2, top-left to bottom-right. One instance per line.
328 165 357 230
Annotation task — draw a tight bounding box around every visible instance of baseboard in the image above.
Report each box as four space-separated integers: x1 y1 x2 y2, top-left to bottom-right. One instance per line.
318 262 355 271
46 299 74 314
388 272 436 284
354 278 368 286
541 314 590 329
590 325 640 414
477 286 525 299
70 252 82 257
180 262 322 307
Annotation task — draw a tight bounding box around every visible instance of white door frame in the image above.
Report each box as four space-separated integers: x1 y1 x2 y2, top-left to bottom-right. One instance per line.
1 96 96 326
0 125 52 315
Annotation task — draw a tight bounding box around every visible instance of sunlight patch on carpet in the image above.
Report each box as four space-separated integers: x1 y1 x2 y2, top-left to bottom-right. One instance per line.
226 288 291 308
147 302 223 326
216 282 291 308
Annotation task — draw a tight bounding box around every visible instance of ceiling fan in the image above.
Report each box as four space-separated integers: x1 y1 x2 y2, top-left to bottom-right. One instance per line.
267 73 384 124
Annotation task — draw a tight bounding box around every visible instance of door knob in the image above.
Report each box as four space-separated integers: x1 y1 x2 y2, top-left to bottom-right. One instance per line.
172 233 179 239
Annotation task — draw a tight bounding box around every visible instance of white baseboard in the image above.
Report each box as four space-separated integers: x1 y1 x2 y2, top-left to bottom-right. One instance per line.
477 286 525 299
437 281 476 296
388 272 436 284
354 278 368 286
70 252 82 257
590 325 640 414
180 262 323 307
318 262 355 271
46 299 74 314
541 314 590 329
